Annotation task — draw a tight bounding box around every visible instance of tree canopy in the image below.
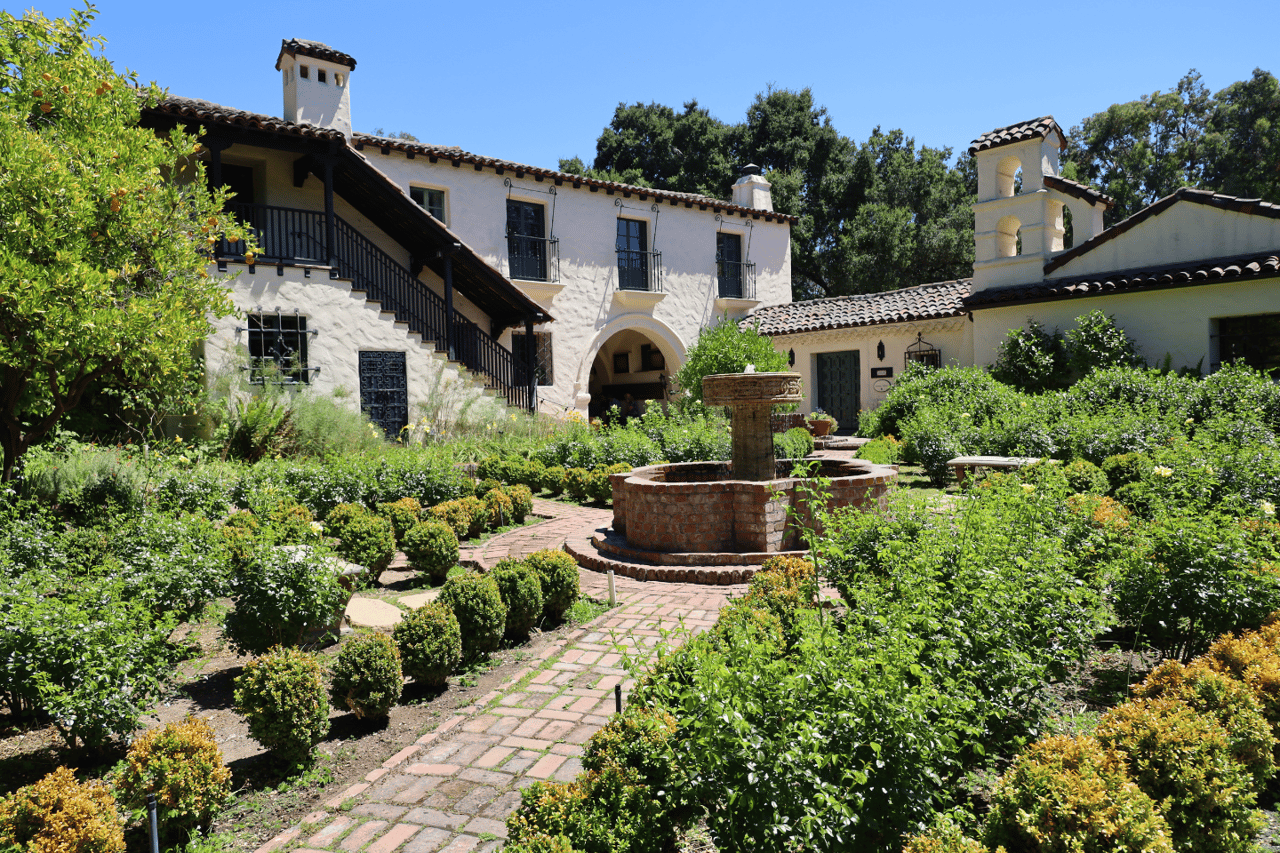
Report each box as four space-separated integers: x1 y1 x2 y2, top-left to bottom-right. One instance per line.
562 87 977 301
1066 68 1280 224
0 6 238 480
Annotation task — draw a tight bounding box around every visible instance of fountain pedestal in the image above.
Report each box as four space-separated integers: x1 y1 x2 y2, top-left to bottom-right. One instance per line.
702 372 804 481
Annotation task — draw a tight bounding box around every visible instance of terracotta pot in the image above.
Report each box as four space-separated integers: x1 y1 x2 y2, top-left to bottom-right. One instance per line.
807 419 832 437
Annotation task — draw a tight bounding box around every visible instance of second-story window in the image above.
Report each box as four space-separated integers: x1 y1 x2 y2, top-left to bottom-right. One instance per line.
717 232 743 297
617 218 649 291
411 186 446 224
506 199 547 281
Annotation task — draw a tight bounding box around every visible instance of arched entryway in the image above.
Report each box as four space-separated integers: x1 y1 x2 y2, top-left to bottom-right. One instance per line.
575 316 686 419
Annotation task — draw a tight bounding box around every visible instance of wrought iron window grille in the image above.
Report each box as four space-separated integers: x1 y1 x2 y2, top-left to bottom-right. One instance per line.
905 331 942 369
239 311 318 385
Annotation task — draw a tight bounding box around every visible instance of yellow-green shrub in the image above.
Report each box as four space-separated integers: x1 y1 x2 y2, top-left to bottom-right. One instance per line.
427 499 471 541
402 520 459 585
458 495 487 538
1095 697 1261 853
744 556 817 644
564 467 592 501
113 716 231 838
1202 628 1280 739
377 496 422 544
524 549 580 622
484 488 515 530
983 734 1172 853
505 483 534 523
1133 659 1276 782
0 766 125 853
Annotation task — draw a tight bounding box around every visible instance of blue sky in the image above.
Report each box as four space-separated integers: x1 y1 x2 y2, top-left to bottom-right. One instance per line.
65 0 1280 173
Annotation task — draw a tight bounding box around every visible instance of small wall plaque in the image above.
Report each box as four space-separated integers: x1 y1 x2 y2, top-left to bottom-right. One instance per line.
873 378 893 393
870 367 894 379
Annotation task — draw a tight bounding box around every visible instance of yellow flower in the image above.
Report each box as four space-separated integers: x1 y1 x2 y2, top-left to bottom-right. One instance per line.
1263 501 1276 518
1022 484 1035 494
1153 466 1174 477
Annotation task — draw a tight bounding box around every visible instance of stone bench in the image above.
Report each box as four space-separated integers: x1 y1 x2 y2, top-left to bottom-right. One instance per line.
946 455 1046 485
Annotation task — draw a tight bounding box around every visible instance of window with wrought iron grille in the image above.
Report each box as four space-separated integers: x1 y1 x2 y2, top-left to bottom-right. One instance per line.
1214 314 1280 377
512 332 554 386
247 313 310 384
617 218 649 291
506 200 548 281
410 186 447 223
716 232 743 297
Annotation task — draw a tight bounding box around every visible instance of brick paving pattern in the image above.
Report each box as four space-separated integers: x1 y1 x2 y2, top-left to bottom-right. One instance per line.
258 499 745 853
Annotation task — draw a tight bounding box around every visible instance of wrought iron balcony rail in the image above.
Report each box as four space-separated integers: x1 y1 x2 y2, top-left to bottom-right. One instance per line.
716 258 756 300
616 249 663 293
505 232 560 283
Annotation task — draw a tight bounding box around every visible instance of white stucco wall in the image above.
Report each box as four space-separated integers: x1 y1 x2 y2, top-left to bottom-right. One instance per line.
362 150 793 415
771 317 973 421
1048 203 1280 280
972 278 1280 373
207 262 505 426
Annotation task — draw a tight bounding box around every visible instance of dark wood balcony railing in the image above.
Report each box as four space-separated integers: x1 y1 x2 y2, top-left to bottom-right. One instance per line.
218 202 533 410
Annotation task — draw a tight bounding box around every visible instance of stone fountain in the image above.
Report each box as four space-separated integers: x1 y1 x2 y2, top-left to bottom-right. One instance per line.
565 371 898 583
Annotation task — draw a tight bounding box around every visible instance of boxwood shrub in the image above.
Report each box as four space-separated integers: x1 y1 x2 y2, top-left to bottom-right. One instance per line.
333 512 397 576
0 766 125 853
440 572 507 658
402 520 459 586
114 716 232 839
523 549 580 623
491 559 543 640
393 602 461 687
233 646 330 766
328 630 403 719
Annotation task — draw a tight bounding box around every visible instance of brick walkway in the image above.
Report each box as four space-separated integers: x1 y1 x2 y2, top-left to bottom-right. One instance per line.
259 500 744 853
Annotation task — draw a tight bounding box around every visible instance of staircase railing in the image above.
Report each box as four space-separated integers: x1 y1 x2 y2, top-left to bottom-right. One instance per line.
222 202 532 410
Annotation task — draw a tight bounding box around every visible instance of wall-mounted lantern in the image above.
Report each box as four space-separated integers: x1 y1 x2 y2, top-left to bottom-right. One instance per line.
876 340 886 362
788 348 795 366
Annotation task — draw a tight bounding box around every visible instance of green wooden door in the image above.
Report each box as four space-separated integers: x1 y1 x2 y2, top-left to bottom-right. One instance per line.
815 350 860 432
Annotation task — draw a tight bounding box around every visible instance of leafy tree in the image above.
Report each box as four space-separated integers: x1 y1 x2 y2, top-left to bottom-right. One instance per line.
565 87 975 300
990 320 1069 393
1204 68 1280 203
0 7 237 480
673 316 789 404
1067 68 1280 225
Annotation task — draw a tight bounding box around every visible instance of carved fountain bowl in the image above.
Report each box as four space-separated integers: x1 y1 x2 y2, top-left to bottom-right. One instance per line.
702 372 804 407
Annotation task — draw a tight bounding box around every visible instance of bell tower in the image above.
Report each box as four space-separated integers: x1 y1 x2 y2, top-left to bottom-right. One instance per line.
276 39 356 138
969 117 1067 293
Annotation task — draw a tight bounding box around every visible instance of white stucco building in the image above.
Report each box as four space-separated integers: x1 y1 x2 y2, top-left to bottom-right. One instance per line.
750 116 1280 430
142 39 793 434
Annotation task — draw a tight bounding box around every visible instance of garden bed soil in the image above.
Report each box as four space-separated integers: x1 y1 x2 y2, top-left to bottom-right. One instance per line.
0 563 598 852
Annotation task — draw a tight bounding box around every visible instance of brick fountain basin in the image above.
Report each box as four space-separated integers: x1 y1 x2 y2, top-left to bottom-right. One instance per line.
599 458 897 566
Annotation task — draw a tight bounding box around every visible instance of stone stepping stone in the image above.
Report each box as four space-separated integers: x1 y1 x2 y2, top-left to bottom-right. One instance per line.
346 596 403 628
398 590 441 610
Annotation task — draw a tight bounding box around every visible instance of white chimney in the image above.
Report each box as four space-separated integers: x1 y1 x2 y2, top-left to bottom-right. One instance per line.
732 164 773 212
276 39 355 138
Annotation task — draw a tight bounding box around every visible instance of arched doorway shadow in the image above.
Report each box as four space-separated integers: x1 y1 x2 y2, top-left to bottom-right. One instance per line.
576 316 686 420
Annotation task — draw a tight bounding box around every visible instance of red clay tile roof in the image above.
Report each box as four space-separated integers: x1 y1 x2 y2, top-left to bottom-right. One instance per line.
352 133 799 225
1044 174 1113 209
276 39 356 70
966 252 1280 309
968 116 1067 156
1044 187 1280 275
151 96 346 141
745 280 971 336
